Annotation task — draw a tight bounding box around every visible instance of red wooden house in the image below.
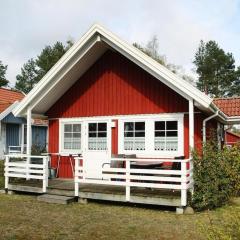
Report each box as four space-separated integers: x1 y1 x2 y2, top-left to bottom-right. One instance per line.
5 24 240 209
213 97 240 146
225 131 240 146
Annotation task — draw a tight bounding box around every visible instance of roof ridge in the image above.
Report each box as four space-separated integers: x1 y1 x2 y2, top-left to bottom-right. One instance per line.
0 87 23 93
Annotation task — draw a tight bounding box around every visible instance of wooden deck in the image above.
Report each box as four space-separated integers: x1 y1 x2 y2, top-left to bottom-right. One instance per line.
7 178 182 207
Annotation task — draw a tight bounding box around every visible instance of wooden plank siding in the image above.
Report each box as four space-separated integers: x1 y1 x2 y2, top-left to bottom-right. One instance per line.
46 50 217 178
46 51 188 118
225 132 240 146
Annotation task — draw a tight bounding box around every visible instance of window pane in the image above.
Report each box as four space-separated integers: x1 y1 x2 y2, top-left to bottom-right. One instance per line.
64 142 71 149
73 124 81 132
73 133 81 138
124 122 134 131
64 133 72 138
98 123 107 131
135 122 145 131
135 131 145 137
64 124 72 132
124 131 133 137
155 139 165 151
72 142 81 149
166 121 177 130
166 131 178 137
89 132 97 138
98 132 107 138
89 123 97 131
155 131 165 137
155 121 165 130
166 141 178 151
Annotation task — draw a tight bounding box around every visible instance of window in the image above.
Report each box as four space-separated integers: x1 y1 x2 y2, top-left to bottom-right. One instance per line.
119 115 183 157
124 122 145 150
63 124 81 150
155 121 178 151
88 123 107 150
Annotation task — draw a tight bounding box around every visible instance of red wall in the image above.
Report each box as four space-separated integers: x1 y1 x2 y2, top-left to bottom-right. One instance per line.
47 51 188 118
226 132 240 146
46 50 218 178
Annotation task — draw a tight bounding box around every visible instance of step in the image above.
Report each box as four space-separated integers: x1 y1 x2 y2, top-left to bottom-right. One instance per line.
37 194 77 204
47 188 75 197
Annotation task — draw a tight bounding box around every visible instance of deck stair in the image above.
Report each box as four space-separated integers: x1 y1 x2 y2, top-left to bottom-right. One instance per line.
37 194 77 204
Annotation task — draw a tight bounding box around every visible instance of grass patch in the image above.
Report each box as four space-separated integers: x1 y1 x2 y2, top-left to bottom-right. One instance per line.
0 194 239 240
0 160 4 189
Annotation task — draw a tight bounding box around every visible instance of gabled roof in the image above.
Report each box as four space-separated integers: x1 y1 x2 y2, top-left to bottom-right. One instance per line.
0 88 24 115
0 88 24 105
214 97 240 117
13 24 217 117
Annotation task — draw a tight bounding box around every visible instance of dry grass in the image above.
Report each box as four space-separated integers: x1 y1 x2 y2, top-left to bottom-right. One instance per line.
0 194 239 240
0 160 239 240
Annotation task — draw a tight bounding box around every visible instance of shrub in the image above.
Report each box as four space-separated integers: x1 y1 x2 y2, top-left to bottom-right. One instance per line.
0 160 4 189
192 141 240 211
31 144 46 155
222 145 240 196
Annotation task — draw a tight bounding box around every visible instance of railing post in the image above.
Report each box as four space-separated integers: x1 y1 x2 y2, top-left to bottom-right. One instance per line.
181 161 187 206
74 157 79 197
125 159 130 202
26 108 32 180
42 157 48 193
5 156 9 190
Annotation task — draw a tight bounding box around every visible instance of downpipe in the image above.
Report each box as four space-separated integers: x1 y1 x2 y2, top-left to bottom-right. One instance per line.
202 111 219 143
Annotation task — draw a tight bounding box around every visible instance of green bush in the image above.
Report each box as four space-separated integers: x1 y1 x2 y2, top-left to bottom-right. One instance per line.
192 141 240 211
0 160 4 189
31 144 47 155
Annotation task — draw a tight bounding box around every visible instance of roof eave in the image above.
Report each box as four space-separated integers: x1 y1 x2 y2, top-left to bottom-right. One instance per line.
0 101 20 121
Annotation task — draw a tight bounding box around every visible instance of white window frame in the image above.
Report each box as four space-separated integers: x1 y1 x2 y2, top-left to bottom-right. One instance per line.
59 120 83 154
87 121 108 151
118 114 184 157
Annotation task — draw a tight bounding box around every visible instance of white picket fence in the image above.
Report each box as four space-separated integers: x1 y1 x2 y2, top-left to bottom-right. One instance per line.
4 154 49 192
74 157 193 206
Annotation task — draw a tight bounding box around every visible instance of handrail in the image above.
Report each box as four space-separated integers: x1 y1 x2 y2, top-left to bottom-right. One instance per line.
110 157 191 163
4 154 49 192
74 156 193 207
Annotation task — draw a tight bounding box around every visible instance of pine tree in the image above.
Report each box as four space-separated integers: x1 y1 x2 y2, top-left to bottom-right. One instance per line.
15 59 40 94
15 40 74 93
193 40 237 97
0 61 8 87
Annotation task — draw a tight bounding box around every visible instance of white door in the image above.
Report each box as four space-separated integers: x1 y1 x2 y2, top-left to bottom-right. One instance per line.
83 120 111 179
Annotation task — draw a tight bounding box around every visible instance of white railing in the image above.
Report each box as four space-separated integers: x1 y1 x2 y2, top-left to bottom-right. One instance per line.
74 157 194 206
4 154 49 192
8 146 22 154
8 145 26 154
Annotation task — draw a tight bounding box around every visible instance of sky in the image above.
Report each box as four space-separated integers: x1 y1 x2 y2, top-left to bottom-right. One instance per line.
1 0 240 87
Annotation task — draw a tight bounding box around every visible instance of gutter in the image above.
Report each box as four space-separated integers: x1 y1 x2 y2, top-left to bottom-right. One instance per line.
203 110 219 143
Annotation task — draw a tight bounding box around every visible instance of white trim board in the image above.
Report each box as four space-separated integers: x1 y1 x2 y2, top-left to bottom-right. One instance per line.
49 113 189 122
13 24 215 118
0 101 19 121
